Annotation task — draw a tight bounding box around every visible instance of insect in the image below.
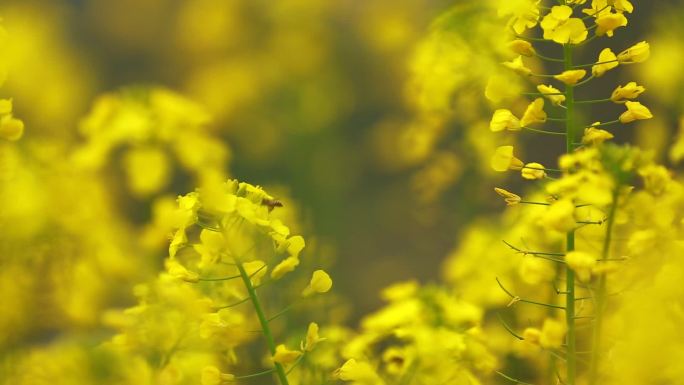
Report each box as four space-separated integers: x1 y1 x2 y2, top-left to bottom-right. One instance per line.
262 198 283 212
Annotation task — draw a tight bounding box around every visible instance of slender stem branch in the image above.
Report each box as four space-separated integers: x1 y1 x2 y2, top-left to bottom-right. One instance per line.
236 261 290 385
496 371 535 385
524 126 567 136
496 277 566 310
572 59 618 69
564 43 577 385
589 189 619 385
497 313 524 340
589 120 620 128
574 75 595 87
575 98 612 105
535 52 565 62
520 201 551 206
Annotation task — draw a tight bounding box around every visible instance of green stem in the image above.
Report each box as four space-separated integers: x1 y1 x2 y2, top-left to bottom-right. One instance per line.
564 43 577 385
575 98 612 105
236 261 290 385
588 189 619 385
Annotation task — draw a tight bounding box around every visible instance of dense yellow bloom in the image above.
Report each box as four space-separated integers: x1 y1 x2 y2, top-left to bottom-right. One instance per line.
618 41 650 63
540 6 588 44
565 251 597 281
539 318 567 349
302 322 325 352
201 366 235 385
619 101 653 123
521 98 547 126
507 39 535 57
611 82 645 102
503 56 532 76
490 109 521 132
497 0 541 34
302 269 333 296
273 344 302 365
271 256 300 279
537 84 565 106
334 359 381 383
592 48 619 77
595 12 628 36
554 69 586 85
494 187 522 206
539 199 576 232
491 146 524 172
0 98 24 141
521 162 546 180
583 125 614 145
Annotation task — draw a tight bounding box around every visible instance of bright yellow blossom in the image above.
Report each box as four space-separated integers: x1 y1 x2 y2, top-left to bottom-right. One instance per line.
273 344 302 365
334 359 381 383
618 41 650 63
491 146 524 172
619 101 653 123
494 187 521 206
497 0 541 34
592 48 619 77
302 269 333 296
201 366 235 385
490 109 521 132
611 82 645 102
583 125 614 145
503 56 532 76
522 162 546 180
540 6 588 44
271 256 300 280
565 251 597 281
539 199 576 232
0 115 24 141
595 12 628 37
539 318 567 349
521 98 547 126
554 69 587 85
507 39 536 57
537 84 565 106
302 322 325 352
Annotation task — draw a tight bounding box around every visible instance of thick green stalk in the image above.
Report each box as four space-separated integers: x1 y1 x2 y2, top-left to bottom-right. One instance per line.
236 261 290 385
563 43 577 385
588 189 619 385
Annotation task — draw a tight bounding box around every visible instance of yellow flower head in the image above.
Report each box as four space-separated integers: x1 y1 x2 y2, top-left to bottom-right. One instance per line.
273 344 302 365
582 125 614 145
497 0 541 34
333 359 380 382
539 199 576 232
595 12 628 37
0 115 24 141
611 82 645 102
166 258 199 283
565 251 597 282
522 162 546 180
491 146 524 172
494 187 522 206
503 56 532 76
619 101 653 123
521 98 547 126
540 318 567 349
302 322 326 352
592 48 619 77
554 69 587 85
617 41 650 63
537 84 566 106
490 109 522 132
540 6 588 44
302 269 333 296
201 366 234 385
507 39 536 57
271 256 300 280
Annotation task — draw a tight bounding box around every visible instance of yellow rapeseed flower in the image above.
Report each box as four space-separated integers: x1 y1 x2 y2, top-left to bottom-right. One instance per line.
592 48 619 77
521 98 547 126
611 82 645 102
201 366 235 385
507 39 536 57
302 322 325 352
537 84 565 106
491 146 524 172
273 344 302 365
494 187 522 206
521 162 546 180
565 251 597 282
490 109 521 132
583 125 614 145
302 269 333 296
503 56 532 76
554 69 586 85
540 6 588 44
618 41 650 63
595 12 628 36
619 101 653 123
